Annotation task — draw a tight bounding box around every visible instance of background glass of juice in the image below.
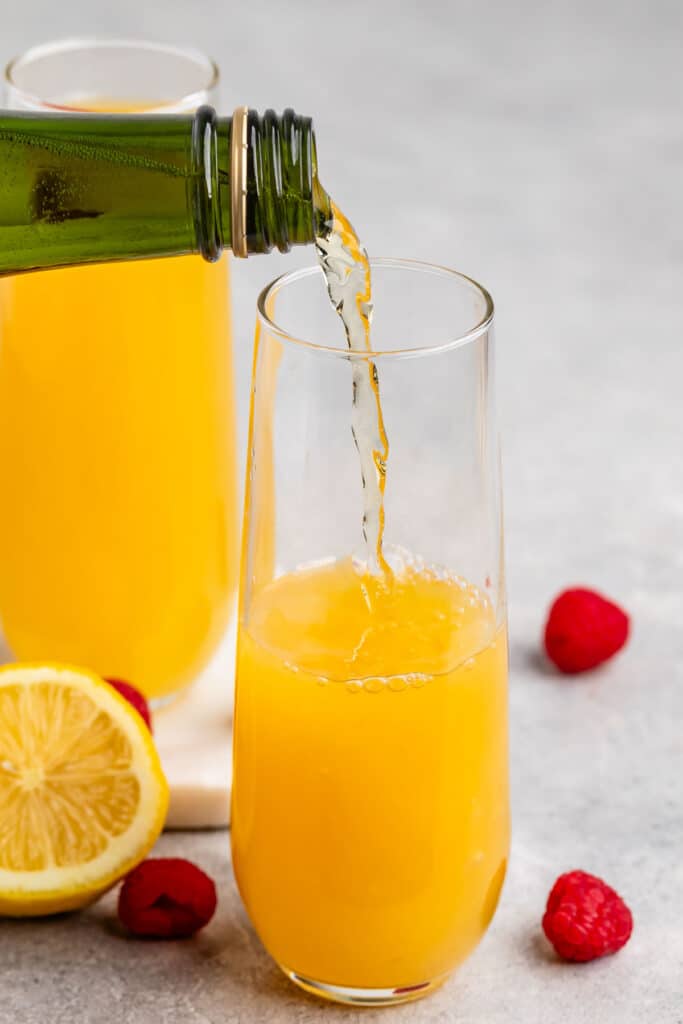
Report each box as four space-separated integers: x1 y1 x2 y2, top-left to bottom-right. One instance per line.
0 41 238 704
232 258 509 1005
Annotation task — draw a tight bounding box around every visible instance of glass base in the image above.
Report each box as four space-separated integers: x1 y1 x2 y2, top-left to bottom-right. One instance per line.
281 966 449 1007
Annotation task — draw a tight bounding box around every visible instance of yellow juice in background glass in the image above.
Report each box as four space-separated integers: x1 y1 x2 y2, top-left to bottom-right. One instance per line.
0 247 238 702
232 557 509 990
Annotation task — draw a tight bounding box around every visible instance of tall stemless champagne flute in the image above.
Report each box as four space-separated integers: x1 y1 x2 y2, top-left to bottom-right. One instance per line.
0 41 238 704
232 258 509 1006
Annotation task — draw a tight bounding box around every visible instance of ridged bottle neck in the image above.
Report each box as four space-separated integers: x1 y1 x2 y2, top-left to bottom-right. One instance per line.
244 108 316 254
201 106 329 259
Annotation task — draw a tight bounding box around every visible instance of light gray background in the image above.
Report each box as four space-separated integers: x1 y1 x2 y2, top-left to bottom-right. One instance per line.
1 1 681 1021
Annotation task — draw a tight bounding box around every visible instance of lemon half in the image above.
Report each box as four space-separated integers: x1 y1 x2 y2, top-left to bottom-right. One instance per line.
0 663 169 915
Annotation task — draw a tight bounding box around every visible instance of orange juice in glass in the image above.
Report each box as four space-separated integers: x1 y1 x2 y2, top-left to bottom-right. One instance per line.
232 259 508 1005
0 41 238 703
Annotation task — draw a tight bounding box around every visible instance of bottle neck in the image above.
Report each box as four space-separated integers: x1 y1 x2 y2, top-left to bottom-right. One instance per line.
217 106 328 258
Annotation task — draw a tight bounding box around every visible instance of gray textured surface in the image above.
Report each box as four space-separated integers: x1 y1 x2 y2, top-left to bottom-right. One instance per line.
1 1 682 1021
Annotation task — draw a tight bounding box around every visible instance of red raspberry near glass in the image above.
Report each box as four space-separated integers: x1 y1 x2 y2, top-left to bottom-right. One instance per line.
118 858 217 939
543 588 629 673
105 677 153 732
542 870 633 962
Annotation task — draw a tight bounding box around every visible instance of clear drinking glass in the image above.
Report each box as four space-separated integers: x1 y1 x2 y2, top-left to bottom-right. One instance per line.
0 40 238 705
231 258 509 1006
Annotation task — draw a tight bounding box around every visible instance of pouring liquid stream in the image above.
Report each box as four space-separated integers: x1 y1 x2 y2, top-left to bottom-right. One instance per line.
315 195 392 587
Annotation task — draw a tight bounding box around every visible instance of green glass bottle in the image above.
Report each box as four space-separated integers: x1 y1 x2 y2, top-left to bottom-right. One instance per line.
0 105 332 275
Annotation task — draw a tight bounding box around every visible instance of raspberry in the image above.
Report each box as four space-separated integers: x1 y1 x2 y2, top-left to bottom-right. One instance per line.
542 870 633 962
544 588 629 674
118 858 217 939
106 677 153 732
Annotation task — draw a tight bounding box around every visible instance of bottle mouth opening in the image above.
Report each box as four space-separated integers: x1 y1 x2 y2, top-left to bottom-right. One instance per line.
5 38 219 113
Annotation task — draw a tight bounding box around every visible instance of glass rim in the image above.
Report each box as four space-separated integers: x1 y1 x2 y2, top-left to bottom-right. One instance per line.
4 37 219 112
256 257 495 361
